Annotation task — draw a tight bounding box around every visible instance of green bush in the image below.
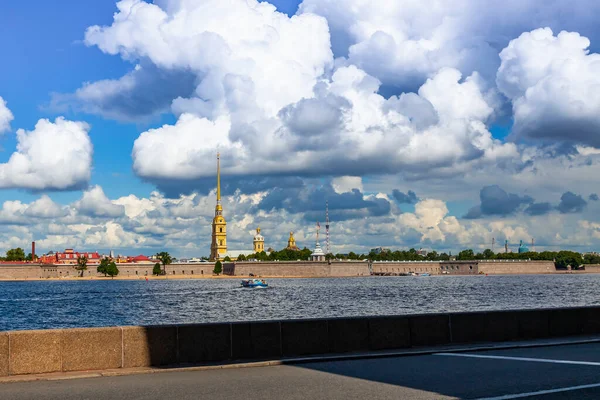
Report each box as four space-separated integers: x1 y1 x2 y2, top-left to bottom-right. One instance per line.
106 262 119 278
153 263 163 276
213 260 222 275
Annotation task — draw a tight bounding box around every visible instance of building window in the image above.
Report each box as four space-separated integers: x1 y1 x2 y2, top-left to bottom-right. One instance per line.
191 271 194 275
182 270 185 274
173 271 175 275
220 228 223 233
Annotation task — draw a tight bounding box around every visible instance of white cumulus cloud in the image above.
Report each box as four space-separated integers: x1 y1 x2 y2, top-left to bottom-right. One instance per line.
0 117 93 191
497 27 600 146
0 96 14 134
75 185 125 218
80 0 518 191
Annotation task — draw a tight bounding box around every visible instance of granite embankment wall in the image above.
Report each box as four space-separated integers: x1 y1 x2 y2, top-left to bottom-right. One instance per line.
372 261 440 275
371 260 557 275
0 306 599 377
223 261 370 277
582 265 600 273
0 263 215 280
477 260 555 274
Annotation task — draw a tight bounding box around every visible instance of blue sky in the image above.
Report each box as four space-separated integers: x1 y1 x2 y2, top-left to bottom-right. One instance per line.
0 1 148 203
1 0 600 257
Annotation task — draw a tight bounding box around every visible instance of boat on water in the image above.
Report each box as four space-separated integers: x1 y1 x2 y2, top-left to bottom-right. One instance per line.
421 272 431 277
241 278 268 288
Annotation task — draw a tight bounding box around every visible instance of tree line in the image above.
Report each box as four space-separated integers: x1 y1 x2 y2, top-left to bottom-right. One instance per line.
238 246 597 270
1 248 35 262
356 248 594 270
3 246 597 272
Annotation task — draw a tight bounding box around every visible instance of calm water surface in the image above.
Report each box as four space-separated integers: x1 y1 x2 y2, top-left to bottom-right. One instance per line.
1 275 599 331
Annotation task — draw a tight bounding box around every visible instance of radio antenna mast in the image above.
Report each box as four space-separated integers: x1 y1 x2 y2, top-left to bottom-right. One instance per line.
326 200 330 254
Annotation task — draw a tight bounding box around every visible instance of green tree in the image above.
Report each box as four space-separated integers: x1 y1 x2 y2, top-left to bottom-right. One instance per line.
75 256 88 277
237 254 246 261
223 256 231 262
97 257 110 276
106 261 119 279
213 260 222 275
156 252 172 275
152 263 163 276
457 249 475 260
482 249 495 259
555 251 583 270
584 253 600 265
6 248 26 261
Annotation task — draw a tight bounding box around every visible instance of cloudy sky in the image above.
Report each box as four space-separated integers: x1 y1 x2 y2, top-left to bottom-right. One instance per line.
2 0 600 257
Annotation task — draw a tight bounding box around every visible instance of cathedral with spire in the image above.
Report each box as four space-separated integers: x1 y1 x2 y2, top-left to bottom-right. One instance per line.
209 152 327 261
210 153 227 261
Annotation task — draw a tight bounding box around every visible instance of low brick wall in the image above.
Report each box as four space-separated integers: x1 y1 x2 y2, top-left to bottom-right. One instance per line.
372 260 557 276
477 260 555 274
1 306 599 376
224 261 370 277
0 263 214 279
581 265 600 273
372 261 440 275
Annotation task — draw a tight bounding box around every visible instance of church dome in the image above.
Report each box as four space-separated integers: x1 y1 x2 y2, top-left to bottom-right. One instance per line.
253 227 264 241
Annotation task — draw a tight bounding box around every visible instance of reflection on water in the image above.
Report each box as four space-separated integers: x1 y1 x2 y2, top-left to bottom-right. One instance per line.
1 274 599 331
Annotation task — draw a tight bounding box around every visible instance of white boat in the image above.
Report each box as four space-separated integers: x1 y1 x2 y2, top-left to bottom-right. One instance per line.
241 278 268 288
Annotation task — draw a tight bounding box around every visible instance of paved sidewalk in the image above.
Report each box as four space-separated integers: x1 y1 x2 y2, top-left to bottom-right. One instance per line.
2 336 600 399
3 341 600 399
1 335 599 385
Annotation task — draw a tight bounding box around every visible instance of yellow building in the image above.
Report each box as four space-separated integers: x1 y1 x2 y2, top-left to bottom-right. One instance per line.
253 227 265 253
287 231 299 250
210 153 227 261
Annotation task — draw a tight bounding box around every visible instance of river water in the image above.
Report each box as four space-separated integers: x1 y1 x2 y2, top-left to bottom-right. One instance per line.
0 275 598 331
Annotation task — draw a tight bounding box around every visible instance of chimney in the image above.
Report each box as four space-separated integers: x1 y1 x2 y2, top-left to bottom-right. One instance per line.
32 241 35 262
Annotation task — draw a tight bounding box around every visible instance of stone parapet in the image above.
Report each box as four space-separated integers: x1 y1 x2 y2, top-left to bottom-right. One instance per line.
224 260 370 277
0 306 599 377
0 263 216 280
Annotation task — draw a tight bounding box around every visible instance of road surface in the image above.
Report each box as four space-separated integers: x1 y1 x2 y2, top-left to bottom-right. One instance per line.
2 342 600 399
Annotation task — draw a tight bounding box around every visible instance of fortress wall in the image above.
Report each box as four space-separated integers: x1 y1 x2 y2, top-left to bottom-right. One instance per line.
439 261 479 275
225 261 370 277
372 262 440 275
2 306 599 377
581 265 600 273
0 263 215 280
373 260 556 275
329 261 371 277
119 263 214 277
477 260 555 274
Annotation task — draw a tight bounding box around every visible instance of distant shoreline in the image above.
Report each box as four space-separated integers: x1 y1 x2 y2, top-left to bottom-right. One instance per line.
0 271 595 282
0 274 341 282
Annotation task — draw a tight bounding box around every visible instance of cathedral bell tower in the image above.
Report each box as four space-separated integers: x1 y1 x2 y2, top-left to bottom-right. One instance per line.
210 153 227 260
253 227 264 253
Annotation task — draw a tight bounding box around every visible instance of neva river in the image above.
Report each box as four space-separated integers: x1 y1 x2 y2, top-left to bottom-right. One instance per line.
1 275 599 331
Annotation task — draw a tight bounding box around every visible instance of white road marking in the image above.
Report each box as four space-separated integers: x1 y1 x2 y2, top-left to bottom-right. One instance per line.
474 382 600 399
434 352 600 366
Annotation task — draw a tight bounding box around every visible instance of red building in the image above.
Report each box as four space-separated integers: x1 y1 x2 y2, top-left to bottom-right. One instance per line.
39 249 102 265
127 254 155 263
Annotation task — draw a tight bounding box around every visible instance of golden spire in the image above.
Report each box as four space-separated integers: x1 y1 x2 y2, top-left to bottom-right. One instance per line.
216 152 221 202
257 226 261 234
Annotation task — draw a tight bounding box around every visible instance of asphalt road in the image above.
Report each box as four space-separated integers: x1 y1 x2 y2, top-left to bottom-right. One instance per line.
2 342 600 399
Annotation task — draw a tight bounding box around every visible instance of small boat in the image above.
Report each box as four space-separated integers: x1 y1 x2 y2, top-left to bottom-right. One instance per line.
421 273 431 277
241 278 268 288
